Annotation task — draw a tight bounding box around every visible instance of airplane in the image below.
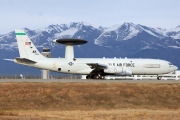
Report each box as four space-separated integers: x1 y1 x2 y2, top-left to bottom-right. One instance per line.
13 30 178 80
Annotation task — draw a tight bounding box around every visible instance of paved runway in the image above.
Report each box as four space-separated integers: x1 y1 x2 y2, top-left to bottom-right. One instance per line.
0 79 180 83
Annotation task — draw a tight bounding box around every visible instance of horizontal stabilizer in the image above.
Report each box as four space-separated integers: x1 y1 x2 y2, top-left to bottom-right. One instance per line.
15 58 37 64
3 59 14 62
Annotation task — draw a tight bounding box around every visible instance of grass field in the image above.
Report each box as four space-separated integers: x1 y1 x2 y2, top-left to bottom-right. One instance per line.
0 82 180 119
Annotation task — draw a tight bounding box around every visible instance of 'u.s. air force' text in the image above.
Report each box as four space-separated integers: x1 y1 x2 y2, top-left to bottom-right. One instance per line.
108 63 135 67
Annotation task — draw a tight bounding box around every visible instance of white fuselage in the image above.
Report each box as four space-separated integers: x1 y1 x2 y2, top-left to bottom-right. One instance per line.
14 30 178 79
17 58 177 75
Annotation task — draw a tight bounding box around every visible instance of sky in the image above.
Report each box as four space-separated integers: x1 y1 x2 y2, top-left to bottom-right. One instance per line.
0 0 180 34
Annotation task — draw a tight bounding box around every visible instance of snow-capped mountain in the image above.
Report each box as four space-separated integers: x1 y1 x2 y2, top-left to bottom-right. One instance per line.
0 22 180 75
166 25 180 39
94 22 169 46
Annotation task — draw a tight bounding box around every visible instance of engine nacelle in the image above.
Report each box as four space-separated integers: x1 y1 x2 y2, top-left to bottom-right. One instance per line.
104 67 123 74
119 69 132 76
104 67 132 76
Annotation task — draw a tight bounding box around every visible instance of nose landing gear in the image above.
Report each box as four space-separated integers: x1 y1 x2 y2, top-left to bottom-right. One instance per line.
157 76 162 80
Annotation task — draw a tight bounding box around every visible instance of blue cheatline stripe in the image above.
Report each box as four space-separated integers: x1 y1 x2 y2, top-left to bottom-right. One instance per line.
15 33 26 35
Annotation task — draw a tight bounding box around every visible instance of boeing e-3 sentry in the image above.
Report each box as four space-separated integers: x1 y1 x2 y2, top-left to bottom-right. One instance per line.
14 30 178 79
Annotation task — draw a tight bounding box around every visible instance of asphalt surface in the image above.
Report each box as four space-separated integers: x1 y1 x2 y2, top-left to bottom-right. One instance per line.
0 79 180 83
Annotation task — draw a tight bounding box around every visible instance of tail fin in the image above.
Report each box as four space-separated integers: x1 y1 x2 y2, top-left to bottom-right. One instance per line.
15 30 44 59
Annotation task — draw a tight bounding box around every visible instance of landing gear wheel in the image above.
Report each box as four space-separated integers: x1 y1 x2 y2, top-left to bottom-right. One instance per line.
86 75 90 79
94 75 99 79
86 74 105 80
157 76 162 80
101 76 105 79
95 75 105 79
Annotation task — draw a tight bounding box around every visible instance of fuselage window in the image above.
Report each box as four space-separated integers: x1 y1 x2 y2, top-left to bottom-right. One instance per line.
143 64 160 68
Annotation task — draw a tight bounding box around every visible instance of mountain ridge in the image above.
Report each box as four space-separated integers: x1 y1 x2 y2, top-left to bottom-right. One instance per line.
0 22 180 75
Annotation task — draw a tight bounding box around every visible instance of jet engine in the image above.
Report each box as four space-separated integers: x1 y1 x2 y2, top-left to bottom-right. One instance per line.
104 67 122 74
119 69 132 76
104 67 132 76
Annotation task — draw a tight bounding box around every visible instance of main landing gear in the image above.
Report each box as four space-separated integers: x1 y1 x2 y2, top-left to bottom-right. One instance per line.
86 74 105 79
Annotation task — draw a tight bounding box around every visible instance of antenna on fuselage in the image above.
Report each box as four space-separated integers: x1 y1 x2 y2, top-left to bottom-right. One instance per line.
53 38 87 60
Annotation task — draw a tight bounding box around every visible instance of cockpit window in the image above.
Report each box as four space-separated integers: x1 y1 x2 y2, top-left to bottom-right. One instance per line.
169 63 173 65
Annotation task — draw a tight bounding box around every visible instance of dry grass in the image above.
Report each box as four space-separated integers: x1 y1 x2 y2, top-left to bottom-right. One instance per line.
0 110 18 116
0 82 180 119
0 109 180 120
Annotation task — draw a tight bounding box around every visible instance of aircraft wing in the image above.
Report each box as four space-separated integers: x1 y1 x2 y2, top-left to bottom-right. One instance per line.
87 63 108 69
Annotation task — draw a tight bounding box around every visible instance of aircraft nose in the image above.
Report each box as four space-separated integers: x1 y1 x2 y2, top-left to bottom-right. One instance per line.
174 66 178 71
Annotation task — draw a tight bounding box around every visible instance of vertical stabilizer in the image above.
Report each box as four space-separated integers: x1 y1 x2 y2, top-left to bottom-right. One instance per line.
15 30 44 59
